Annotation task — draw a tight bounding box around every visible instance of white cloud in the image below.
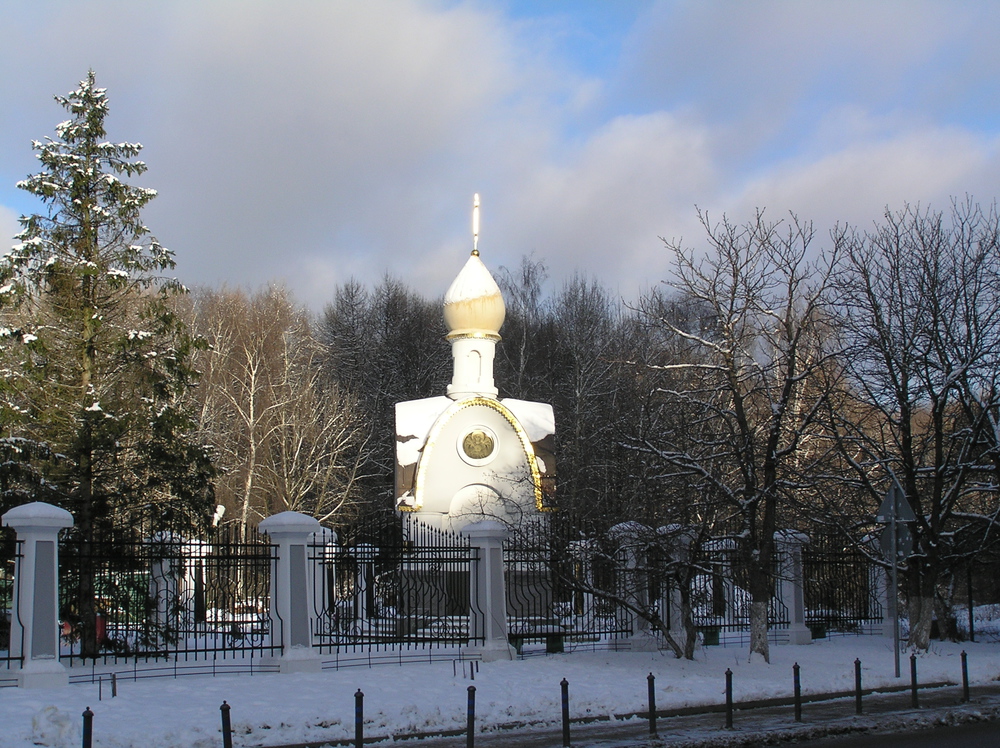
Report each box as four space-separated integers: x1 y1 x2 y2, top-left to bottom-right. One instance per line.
727 126 1000 233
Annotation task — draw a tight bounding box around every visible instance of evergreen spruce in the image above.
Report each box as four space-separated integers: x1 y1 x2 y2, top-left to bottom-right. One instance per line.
0 72 213 655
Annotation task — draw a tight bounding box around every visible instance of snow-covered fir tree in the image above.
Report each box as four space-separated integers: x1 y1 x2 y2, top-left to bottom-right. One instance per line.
0 71 213 535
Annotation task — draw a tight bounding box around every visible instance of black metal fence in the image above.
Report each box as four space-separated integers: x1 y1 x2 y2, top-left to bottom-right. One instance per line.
4 504 893 682
803 544 883 638
504 519 640 655
502 521 886 652
688 544 791 647
1 527 22 679
311 512 482 653
58 522 278 669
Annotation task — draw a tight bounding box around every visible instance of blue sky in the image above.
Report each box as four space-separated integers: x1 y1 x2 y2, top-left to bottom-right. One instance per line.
2 0 999 309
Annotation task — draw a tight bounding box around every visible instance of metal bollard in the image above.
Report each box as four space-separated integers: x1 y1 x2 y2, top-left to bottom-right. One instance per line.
220 701 233 748
647 672 657 736
467 685 476 748
961 650 970 703
355 689 364 748
793 663 802 722
111 672 117 698
82 707 94 748
910 653 919 708
854 659 863 715
724 668 733 729
561 678 571 747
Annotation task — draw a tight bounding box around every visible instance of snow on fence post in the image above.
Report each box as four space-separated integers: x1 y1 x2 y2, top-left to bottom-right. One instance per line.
258 511 323 673
462 520 515 661
775 530 811 645
2 501 74 688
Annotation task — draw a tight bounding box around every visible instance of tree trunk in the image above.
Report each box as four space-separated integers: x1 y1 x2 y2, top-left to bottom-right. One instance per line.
749 599 770 663
679 578 698 660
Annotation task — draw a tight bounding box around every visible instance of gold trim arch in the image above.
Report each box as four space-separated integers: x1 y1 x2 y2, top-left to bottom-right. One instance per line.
408 396 547 512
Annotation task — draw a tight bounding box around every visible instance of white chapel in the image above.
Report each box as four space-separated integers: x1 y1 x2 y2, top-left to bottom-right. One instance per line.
394 196 555 531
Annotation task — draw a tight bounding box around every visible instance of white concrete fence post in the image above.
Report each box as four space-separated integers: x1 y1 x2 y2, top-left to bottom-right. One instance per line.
664 528 691 646
775 530 812 645
2 502 74 688
462 520 515 661
610 522 658 652
258 511 323 673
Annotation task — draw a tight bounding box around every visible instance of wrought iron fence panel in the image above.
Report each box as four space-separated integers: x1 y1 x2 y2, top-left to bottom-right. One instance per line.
59 523 278 667
803 545 883 636
504 518 632 654
0 527 22 677
688 546 789 646
311 513 480 652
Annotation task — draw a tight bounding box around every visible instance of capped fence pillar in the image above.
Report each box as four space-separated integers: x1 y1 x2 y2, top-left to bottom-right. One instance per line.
775 531 811 645
2 502 74 688
462 520 515 661
610 522 658 652
258 511 323 673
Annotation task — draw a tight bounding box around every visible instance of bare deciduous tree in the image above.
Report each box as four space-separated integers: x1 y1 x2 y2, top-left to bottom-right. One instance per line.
640 209 841 662
831 199 1000 650
189 286 365 537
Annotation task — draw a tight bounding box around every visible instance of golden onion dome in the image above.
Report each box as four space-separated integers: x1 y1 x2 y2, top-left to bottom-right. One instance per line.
443 252 506 338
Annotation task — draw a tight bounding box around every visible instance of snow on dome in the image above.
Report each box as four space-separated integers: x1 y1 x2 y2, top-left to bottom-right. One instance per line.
443 253 505 337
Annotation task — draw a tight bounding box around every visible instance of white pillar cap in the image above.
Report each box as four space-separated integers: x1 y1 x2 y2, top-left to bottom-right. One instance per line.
2 502 73 530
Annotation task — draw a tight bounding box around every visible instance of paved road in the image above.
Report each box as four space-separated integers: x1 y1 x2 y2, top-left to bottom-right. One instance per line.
806 719 1000 747
393 684 1000 748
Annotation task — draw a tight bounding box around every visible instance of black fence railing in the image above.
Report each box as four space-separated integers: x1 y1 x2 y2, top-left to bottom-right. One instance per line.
311 513 482 653
688 545 790 647
504 521 889 652
804 545 883 638
3 503 897 683
504 519 634 655
1 529 23 678
58 523 278 668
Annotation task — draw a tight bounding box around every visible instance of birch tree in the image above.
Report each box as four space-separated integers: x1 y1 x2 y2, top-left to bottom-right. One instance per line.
190 287 364 537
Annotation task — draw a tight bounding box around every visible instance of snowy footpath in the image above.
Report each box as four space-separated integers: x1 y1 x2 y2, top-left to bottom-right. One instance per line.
3 637 1000 748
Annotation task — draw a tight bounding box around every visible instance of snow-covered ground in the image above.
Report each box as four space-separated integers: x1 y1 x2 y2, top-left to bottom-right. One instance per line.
3 636 1000 748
